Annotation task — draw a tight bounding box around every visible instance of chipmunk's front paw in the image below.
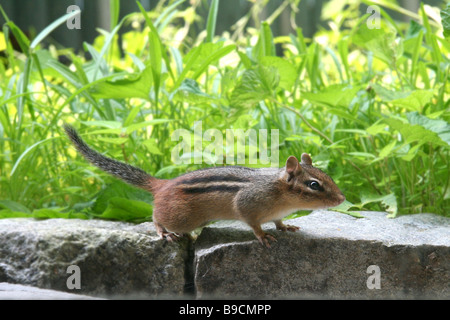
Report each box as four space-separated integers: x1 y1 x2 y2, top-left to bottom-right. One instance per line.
277 224 300 232
257 233 277 249
275 220 300 232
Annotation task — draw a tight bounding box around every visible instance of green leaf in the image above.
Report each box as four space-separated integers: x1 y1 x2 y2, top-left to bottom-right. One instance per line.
97 137 128 145
260 56 297 91
366 123 388 136
384 118 447 147
4 20 30 54
206 0 219 42
30 9 80 50
301 84 361 108
332 200 364 218
175 42 235 87
137 1 162 102
123 105 142 128
97 197 152 222
172 78 216 104
230 65 279 108
406 112 450 146
90 66 153 100
441 2 450 40
352 22 402 66
142 139 164 155
253 21 275 59
0 209 32 219
92 180 153 214
360 193 398 218
190 44 236 80
372 84 434 111
0 208 89 220
0 200 31 214
378 140 397 159
32 208 89 220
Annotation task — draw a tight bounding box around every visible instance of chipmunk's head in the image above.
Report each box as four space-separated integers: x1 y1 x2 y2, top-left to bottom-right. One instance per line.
283 153 345 209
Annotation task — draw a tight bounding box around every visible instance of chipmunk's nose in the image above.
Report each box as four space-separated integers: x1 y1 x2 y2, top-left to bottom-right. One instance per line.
337 193 346 204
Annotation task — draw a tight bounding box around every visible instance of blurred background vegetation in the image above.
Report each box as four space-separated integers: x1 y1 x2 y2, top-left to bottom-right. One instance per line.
0 0 449 220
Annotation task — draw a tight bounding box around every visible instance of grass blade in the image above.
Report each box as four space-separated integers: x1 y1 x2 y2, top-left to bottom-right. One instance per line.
137 1 162 104
30 9 81 50
206 0 219 43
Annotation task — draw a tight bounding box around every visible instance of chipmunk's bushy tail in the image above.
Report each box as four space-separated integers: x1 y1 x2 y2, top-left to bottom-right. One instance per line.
64 124 154 189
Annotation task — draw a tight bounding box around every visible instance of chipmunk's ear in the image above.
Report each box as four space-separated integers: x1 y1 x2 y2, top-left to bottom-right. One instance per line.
286 156 302 181
300 153 312 166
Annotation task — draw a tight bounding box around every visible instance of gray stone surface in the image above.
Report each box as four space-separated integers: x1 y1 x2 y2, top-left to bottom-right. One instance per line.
0 211 448 299
0 218 189 298
194 211 450 299
0 282 102 300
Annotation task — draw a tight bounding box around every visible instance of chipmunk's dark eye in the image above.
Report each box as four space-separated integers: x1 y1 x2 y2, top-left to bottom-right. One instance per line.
307 180 322 191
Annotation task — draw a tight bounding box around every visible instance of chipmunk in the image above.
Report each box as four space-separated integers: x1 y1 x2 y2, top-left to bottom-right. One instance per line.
64 125 345 248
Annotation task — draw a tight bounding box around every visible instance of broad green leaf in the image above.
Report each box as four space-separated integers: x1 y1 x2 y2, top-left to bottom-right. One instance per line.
301 84 361 108
372 84 434 111
191 44 236 80
172 78 216 104
260 56 297 91
406 112 450 146
142 139 164 155
401 143 421 161
92 180 153 214
98 197 152 222
360 193 398 218
0 209 32 219
177 42 235 86
332 200 364 218
352 22 402 66
0 200 31 214
230 65 279 108
366 123 388 136
378 140 397 158
90 66 153 100
384 118 447 147
372 83 410 101
366 31 403 66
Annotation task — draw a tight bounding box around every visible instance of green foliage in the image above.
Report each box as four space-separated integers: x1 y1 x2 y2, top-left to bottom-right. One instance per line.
0 0 449 222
